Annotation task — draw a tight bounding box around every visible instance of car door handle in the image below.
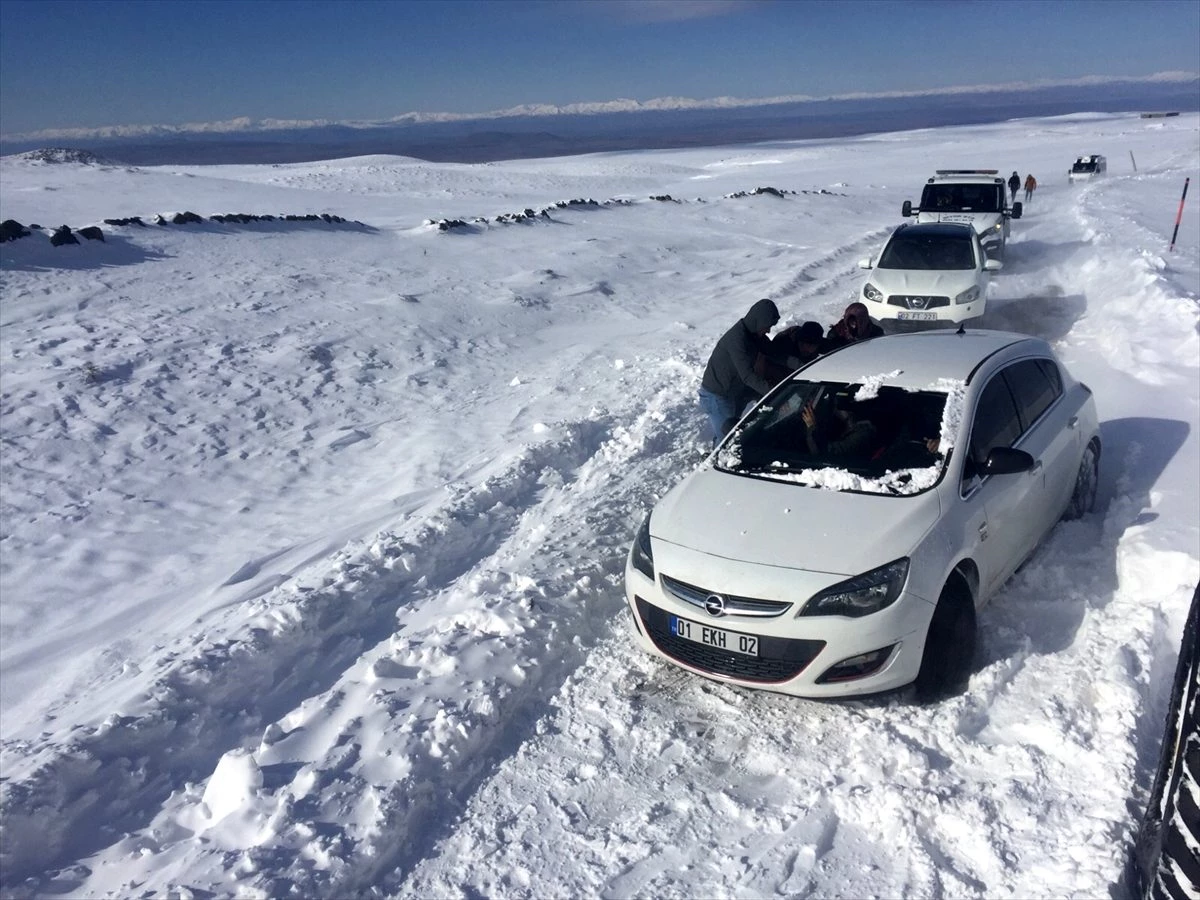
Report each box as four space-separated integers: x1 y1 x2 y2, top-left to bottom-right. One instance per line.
1068 415 1079 429
978 522 988 541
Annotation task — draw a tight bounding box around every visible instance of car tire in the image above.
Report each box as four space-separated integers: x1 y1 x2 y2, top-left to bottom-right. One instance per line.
914 577 977 702
1064 440 1100 520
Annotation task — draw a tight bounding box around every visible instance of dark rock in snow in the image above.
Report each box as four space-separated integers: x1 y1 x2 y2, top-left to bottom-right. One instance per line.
1 219 31 242
78 226 105 242
50 226 79 246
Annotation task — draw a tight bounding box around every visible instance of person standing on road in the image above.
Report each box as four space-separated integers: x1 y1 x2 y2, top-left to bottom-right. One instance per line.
699 298 782 444
1008 171 1021 203
1024 173 1037 202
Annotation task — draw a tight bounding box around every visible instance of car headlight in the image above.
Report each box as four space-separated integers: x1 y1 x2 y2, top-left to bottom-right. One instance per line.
631 514 654 579
862 282 884 303
798 558 909 618
955 285 980 304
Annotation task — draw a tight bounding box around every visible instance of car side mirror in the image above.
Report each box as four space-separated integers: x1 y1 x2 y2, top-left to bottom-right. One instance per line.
1010 202 1023 219
901 200 913 217
858 258 873 270
981 446 1035 475
984 259 1003 272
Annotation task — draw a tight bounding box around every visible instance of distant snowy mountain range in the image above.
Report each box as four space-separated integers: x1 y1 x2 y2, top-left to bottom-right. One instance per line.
2 72 1197 165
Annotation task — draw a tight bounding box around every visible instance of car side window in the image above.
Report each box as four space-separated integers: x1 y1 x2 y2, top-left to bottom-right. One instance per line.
1003 359 1062 431
964 375 1022 486
1036 358 1063 395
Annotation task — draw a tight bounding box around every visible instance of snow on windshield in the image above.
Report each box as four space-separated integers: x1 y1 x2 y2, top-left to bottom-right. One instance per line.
715 374 967 495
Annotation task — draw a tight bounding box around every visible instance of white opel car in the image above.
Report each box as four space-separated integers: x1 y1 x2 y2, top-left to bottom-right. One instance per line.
858 223 1001 325
902 169 1022 258
625 330 1101 700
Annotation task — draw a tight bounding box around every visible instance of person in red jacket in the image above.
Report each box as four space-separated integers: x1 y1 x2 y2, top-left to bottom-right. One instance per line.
1024 173 1037 202
824 302 884 351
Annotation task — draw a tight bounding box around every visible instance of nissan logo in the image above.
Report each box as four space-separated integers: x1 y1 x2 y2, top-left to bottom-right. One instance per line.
910 296 928 309
704 593 727 617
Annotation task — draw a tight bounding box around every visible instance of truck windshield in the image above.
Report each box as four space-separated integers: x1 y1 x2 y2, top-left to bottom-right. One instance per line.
920 183 1002 213
1072 160 1098 173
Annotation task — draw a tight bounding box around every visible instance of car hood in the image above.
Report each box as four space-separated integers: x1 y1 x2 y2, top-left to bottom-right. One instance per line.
651 467 942 577
869 269 978 294
917 211 1000 232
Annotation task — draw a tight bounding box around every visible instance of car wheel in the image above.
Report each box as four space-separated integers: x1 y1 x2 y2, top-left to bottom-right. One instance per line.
914 578 976 702
1064 440 1100 520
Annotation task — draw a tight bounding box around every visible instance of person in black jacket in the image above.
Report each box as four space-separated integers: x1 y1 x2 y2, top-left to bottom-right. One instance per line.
699 298 781 443
1008 171 1020 203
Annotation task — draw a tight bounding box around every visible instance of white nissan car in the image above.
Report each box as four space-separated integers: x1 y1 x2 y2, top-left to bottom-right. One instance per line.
858 223 1001 325
625 330 1101 700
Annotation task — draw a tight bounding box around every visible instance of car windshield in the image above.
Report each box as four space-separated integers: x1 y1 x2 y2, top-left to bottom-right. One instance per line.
920 183 1003 213
715 378 957 495
877 231 975 270
1072 160 1098 173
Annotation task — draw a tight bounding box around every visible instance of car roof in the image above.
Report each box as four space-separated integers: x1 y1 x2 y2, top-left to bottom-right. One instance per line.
927 171 1004 184
795 329 1051 389
892 222 975 240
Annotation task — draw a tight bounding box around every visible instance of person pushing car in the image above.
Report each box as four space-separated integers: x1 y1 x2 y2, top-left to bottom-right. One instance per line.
699 298 782 443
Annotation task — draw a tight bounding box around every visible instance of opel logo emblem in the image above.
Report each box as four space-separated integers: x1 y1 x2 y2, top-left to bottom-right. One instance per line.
911 296 927 309
704 593 727 617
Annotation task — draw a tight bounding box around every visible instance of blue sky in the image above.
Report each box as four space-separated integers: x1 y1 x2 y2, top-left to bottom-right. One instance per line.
1 0 1197 135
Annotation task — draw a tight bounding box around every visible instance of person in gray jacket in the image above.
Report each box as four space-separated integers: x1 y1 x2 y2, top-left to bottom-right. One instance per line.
699 298 781 443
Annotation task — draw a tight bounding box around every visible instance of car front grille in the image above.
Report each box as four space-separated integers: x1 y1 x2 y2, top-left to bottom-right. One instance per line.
661 573 792 617
635 597 824 683
887 295 950 309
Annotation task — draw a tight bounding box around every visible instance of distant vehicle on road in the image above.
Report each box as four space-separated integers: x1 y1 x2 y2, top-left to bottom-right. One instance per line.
901 169 1022 259
857 222 1001 326
1069 154 1107 183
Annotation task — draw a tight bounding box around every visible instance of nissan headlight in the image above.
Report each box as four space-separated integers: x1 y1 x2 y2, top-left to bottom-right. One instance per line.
955 285 980 305
631 514 655 579
798 558 909 618
862 282 884 303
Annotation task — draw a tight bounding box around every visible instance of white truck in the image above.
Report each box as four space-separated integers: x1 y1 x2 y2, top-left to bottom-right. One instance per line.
901 169 1022 259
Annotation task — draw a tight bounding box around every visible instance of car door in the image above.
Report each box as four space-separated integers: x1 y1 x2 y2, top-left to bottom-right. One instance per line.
959 369 1039 599
1005 358 1078 529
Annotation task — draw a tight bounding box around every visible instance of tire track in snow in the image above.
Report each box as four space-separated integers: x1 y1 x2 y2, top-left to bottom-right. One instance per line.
0 390 681 889
772 226 894 314
40 361 707 897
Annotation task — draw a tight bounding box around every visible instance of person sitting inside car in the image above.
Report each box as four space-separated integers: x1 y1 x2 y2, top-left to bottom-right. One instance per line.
800 393 877 461
824 302 884 351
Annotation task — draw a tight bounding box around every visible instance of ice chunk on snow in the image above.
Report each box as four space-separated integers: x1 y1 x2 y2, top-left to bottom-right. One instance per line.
201 750 262 824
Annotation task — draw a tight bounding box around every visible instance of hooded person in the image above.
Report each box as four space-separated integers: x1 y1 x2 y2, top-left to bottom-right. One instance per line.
1008 171 1021 203
699 298 781 443
824 302 884 351
765 319 827 375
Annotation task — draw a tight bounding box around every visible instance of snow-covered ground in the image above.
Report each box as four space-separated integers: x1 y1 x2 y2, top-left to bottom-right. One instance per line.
1 111 1197 898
